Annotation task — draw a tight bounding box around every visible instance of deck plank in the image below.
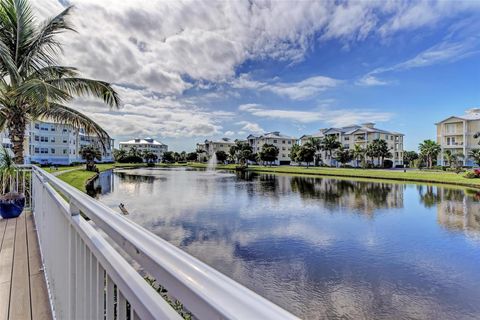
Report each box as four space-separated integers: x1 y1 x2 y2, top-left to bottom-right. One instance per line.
0 219 16 320
26 213 52 320
8 213 31 320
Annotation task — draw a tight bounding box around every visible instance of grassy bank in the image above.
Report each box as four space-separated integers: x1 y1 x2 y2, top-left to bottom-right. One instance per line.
188 163 480 189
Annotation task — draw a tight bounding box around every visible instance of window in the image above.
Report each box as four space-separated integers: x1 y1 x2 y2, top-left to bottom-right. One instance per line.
282 140 286 144
344 137 350 141
273 139 277 143
63 139 67 143
282 147 286 150
34 147 39 154
34 123 39 129
63 149 67 154
51 148 55 154
282 154 285 158
51 127 55 131
51 137 55 143
288 141 291 144
445 123 456 134
40 136 48 142
35 135 39 141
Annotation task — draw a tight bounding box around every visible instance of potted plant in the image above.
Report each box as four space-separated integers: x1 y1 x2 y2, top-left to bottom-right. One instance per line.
0 147 25 219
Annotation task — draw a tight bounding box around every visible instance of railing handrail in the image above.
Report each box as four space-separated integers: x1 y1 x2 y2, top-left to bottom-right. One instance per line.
32 166 299 320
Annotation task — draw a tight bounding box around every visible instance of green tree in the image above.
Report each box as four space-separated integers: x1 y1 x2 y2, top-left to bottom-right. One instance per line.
79 145 101 171
229 141 253 166
258 144 279 166
366 139 391 167
469 149 480 166
143 151 158 164
215 150 228 163
321 135 341 166
307 137 322 166
334 147 354 167
0 0 120 164
113 149 127 162
162 151 174 163
352 144 366 168
289 144 301 164
419 140 441 168
297 144 315 167
403 151 418 168
186 152 198 161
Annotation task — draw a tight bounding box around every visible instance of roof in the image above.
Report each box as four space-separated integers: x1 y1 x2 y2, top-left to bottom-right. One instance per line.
119 138 166 146
435 109 480 124
308 123 403 137
258 131 297 140
204 138 235 144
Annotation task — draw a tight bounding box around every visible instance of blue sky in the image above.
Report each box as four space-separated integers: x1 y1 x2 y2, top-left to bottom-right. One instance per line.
36 0 480 151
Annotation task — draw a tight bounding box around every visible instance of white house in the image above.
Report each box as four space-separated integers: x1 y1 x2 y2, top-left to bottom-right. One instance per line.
119 138 168 161
247 131 297 165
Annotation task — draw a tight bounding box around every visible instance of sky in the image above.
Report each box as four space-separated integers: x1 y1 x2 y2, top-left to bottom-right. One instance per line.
33 0 480 151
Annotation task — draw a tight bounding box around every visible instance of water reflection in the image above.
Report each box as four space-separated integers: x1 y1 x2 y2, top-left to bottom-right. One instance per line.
94 168 480 319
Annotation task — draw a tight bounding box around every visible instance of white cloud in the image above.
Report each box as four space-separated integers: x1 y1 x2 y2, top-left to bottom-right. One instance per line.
239 104 393 127
356 75 389 87
236 121 265 135
232 74 341 100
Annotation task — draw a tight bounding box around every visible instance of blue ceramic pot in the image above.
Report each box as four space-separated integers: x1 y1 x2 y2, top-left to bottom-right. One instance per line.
0 194 25 219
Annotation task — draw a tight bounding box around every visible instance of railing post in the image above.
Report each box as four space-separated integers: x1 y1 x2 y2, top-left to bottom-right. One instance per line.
68 201 80 320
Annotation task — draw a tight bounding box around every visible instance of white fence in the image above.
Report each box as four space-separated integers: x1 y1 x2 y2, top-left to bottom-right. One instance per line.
31 166 299 320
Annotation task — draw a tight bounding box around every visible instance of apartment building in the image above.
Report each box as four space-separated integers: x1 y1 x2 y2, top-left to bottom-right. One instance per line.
436 108 480 167
27 121 114 165
119 138 168 161
301 123 404 167
246 131 297 165
196 138 235 161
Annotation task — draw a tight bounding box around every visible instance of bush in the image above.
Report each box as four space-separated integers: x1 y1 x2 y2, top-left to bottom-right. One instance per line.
463 169 480 179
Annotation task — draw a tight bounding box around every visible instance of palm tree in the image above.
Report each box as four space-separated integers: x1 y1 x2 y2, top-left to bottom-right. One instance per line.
307 137 322 166
352 144 365 168
321 135 341 166
0 0 120 164
143 151 158 164
418 140 441 168
469 149 480 167
79 145 101 171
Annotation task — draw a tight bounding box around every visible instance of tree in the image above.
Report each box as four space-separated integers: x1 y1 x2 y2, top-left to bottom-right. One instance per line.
352 144 366 168
0 1 120 164
289 144 301 164
229 141 253 166
113 149 127 162
215 150 228 163
307 137 322 166
419 140 441 168
143 151 158 164
162 151 174 163
321 135 341 166
366 139 391 167
258 144 279 166
297 144 315 167
335 147 354 167
173 152 181 162
80 146 101 171
469 149 480 166
403 151 419 168
186 152 198 161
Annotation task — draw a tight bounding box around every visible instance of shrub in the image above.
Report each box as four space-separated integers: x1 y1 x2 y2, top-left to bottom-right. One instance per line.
463 169 480 179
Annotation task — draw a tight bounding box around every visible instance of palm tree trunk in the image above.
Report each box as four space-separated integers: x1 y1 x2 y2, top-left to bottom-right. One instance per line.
8 116 27 164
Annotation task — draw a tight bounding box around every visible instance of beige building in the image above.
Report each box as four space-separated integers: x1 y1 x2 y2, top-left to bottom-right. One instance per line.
435 108 480 167
196 138 236 161
300 123 404 167
246 131 297 165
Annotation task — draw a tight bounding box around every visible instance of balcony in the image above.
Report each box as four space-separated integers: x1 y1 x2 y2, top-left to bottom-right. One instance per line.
9 166 298 320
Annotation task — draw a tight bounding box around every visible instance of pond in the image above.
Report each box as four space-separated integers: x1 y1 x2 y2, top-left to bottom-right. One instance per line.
92 167 480 320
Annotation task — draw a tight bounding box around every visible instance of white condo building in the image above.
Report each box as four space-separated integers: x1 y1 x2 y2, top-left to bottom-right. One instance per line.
119 138 168 161
27 121 114 165
247 131 297 165
436 108 480 167
196 138 235 161
301 123 404 167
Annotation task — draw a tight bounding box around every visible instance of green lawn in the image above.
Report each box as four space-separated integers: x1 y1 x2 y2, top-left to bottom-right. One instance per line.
188 163 480 189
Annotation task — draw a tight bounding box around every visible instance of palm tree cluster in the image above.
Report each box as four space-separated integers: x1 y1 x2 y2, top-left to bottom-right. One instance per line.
418 140 441 168
79 145 101 171
229 141 254 166
0 0 120 164
258 143 279 166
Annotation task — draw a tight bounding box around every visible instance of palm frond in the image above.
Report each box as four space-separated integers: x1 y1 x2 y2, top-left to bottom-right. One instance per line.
19 6 74 74
16 78 71 106
27 65 78 80
47 77 121 108
34 102 110 149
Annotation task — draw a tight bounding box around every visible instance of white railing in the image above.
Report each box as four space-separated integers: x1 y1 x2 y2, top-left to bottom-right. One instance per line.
31 166 298 320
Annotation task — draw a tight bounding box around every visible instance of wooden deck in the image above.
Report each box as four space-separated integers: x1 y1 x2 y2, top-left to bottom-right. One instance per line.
0 212 52 320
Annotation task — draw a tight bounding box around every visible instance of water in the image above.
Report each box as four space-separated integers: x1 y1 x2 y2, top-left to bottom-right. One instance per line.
93 168 480 319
